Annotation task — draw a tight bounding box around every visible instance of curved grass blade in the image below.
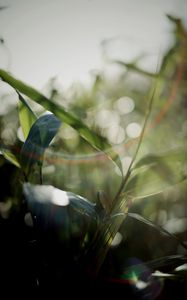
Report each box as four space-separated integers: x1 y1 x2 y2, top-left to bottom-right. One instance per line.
84 203 129 275
125 148 187 199
17 91 37 139
0 69 123 174
20 113 61 176
1 148 20 167
23 183 97 218
119 255 187 281
127 213 187 251
146 255 187 271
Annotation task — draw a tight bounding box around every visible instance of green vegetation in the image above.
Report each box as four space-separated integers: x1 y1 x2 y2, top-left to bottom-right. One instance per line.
0 15 187 298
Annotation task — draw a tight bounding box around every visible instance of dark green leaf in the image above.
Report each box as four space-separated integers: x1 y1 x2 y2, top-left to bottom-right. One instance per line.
20 113 61 175
17 92 37 139
121 255 187 277
125 149 187 199
23 182 97 216
127 213 187 250
23 183 98 244
0 69 123 174
147 255 187 271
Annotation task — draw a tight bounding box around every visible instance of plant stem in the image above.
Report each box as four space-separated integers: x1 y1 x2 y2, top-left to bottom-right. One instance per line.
112 84 157 209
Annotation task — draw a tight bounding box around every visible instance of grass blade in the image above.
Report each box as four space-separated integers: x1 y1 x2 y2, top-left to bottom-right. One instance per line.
127 213 187 251
17 91 37 139
0 69 123 174
125 148 187 199
115 60 158 78
1 148 20 167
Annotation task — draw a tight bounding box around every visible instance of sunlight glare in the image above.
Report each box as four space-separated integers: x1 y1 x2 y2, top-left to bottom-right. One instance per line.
95 109 120 128
126 122 141 138
111 232 123 247
107 124 125 144
115 96 135 115
51 188 69 206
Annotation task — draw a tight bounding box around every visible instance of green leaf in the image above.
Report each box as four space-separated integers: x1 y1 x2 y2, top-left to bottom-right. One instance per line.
23 183 97 216
23 183 98 245
125 149 187 199
85 208 127 275
159 46 177 75
147 255 187 271
127 213 187 251
0 69 123 174
1 148 20 168
17 92 37 139
20 113 61 175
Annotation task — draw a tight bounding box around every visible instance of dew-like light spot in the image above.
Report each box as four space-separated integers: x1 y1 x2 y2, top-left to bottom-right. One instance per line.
24 212 34 227
175 263 187 272
126 122 141 138
115 97 135 115
51 188 69 206
164 218 187 234
111 232 123 247
135 280 149 290
95 109 120 128
107 124 125 144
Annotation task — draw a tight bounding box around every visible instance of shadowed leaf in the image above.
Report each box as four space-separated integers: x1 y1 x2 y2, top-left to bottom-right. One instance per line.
23 183 98 246
127 212 187 250
20 113 61 175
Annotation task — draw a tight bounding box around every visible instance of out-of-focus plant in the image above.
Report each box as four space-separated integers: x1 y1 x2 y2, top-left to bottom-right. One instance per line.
0 15 187 298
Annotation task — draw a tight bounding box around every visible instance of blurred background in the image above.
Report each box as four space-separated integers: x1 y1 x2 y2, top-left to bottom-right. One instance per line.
0 0 187 88
0 0 187 294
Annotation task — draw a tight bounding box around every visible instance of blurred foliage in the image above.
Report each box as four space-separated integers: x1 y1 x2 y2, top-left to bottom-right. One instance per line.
0 14 187 298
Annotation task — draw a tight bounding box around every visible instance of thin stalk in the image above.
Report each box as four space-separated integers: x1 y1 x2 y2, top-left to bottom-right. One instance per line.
86 72 159 276
112 84 157 208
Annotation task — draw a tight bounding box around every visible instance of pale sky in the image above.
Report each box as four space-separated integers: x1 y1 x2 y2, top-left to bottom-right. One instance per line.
0 0 186 89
